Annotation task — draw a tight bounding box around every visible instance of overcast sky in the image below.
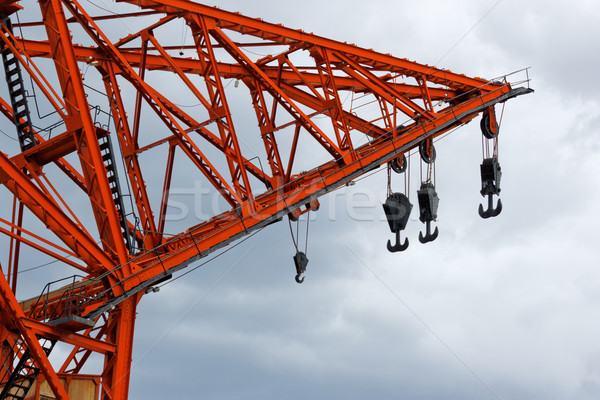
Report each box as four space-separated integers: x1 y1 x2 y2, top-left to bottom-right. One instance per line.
130 1 600 399
3 0 600 399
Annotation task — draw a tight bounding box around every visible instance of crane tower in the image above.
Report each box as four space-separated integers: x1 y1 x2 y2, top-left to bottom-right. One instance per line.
0 0 532 398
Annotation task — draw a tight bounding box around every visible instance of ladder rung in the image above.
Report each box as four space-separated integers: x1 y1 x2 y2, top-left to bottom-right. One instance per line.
5 70 19 80
15 112 28 120
4 57 18 66
13 99 27 109
10 85 24 95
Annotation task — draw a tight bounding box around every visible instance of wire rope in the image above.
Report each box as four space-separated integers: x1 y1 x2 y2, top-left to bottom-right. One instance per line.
288 217 298 251
304 213 310 255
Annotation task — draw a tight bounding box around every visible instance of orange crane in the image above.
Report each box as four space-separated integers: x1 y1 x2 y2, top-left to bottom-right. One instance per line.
0 0 532 398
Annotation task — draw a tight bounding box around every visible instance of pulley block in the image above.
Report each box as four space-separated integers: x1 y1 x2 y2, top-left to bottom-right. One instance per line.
419 139 436 164
417 182 439 223
481 109 499 139
389 154 407 174
480 157 502 196
479 157 503 219
293 251 308 284
383 193 413 252
417 182 440 243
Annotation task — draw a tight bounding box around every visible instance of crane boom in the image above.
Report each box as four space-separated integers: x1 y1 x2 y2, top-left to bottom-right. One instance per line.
0 1 532 399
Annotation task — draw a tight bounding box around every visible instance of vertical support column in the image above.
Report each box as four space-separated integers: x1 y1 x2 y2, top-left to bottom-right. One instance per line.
101 296 139 400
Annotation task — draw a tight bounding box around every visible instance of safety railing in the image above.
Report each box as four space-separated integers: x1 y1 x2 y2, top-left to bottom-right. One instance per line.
27 275 97 323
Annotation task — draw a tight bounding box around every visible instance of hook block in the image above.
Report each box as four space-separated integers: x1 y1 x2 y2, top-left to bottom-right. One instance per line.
293 251 308 276
417 182 439 223
382 193 413 233
480 158 502 196
479 158 503 219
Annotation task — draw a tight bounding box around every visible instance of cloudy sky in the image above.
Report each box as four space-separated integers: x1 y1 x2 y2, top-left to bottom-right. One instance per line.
3 0 600 399
131 1 599 399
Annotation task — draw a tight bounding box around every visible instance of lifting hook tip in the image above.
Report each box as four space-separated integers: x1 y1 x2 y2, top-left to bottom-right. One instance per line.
418 221 439 244
479 195 502 219
387 230 409 253
295 274 305 284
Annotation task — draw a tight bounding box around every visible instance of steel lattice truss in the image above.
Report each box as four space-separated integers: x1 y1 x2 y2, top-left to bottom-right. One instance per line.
0 0 531 398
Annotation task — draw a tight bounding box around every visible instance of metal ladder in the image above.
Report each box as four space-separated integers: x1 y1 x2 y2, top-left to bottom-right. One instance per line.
0 336 56 400
98 134 132 251
0 16 36 152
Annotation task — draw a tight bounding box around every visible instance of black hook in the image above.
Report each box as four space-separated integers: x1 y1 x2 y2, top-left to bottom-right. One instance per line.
479 158 502 219
387 230 409 252
479 194 502 219
382 193 412 253
418 220 439 244
293 251 308 284
417 182 439 244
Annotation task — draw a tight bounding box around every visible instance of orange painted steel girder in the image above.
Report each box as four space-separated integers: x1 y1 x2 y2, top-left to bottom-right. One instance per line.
0 0 532 399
